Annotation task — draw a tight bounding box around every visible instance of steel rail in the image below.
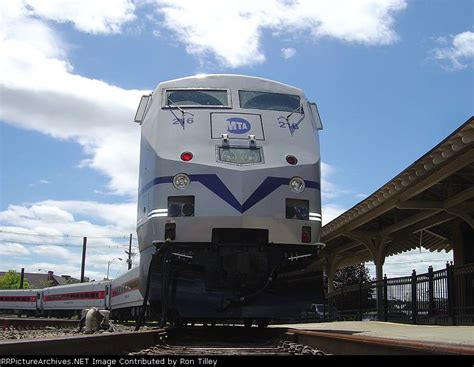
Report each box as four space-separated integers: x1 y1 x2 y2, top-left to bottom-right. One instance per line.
289 328 474 355
0 329 167 355
1 325 472 355
0 318 79 329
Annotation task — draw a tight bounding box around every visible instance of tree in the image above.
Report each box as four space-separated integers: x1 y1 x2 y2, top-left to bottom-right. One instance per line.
326 264 376 314
323 263 372 291
0 270 30 289
333 263 372 289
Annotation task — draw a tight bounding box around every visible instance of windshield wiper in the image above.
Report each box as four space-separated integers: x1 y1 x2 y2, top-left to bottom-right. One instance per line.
285 104 304 121
167 98 194 120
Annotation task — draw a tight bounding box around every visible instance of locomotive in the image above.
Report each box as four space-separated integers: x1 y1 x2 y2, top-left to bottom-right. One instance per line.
134 75 325 326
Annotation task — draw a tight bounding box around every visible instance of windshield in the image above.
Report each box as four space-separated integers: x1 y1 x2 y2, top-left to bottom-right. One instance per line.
239 90 300 112
166 89 229 107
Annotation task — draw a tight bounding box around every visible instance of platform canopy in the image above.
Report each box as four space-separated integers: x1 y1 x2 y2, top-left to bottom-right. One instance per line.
320 116 474 281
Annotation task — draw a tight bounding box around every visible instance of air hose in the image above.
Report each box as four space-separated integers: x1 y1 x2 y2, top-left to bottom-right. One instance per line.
134 240 172 331
159 249 172 328
220 268 277 312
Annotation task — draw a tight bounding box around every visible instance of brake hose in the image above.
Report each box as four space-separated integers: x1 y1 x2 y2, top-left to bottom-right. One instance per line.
134 240 171 331
220 268 277 311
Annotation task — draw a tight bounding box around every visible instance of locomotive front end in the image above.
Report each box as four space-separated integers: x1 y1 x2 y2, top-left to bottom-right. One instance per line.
135 75 325 325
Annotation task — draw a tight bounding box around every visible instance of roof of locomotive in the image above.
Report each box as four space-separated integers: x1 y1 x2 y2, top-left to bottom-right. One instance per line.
154 74 303 96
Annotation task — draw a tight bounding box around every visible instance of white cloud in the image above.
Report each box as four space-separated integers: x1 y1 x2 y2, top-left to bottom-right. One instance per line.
321 203 347 225
23 0 136 34
320 161 350 201
0 242 30 256
281 47 296 60
0 204 74 224
365 248 453 278
154 0 406 67
37 200 136 232
31 245 72 259
319 162 349 224
0 201 137 279
432 31 474 71
0 1 145 196
0 201 136 240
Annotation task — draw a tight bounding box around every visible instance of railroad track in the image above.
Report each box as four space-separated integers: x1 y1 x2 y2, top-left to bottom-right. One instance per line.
0 326 324 356
0 324 472 355
0 317 79 330
129 327 324 356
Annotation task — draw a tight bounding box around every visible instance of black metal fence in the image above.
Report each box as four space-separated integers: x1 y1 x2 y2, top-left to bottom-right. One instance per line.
326 262 474 325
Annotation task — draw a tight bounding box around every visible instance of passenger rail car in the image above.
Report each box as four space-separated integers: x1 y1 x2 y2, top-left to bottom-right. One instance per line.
0 268 145 319
134 74 325 325
110 266 145 321
41 281 110 317
0 289 40 316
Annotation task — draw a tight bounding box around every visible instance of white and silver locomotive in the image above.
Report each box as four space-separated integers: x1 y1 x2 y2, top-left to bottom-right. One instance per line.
134 74 325 326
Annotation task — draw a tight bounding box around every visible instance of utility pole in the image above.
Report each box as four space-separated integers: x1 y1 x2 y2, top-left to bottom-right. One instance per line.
20 268 25 289
81 237 87 282
128 233 133 270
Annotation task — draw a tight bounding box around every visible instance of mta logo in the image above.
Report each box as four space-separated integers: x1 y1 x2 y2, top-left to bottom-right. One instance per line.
226 117 251 134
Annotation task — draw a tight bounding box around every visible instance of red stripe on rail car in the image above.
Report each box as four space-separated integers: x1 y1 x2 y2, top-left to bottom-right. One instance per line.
0 296 37 302
43 291 105 302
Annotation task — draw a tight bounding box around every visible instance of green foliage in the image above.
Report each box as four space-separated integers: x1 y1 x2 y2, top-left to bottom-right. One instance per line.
328 264 376 310
0 270 30 289
40 279 56 288
334 263 372 289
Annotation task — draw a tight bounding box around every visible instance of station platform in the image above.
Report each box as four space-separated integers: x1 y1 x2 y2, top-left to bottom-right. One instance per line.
272 321 474 347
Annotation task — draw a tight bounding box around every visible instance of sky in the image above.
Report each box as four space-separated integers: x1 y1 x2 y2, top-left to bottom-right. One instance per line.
0 0 473 281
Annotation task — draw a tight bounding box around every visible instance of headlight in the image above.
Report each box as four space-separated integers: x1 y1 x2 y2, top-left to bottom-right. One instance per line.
168 196 195 217
289 177 305 193
286 199 309 220
173 173 190 190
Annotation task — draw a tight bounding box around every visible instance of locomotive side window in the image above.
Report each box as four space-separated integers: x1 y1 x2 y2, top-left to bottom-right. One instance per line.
165 89 230 107
239 90 300 112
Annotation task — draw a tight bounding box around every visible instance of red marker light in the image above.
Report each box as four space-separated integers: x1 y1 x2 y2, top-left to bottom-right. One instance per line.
181 152 193 162
301 226 311 243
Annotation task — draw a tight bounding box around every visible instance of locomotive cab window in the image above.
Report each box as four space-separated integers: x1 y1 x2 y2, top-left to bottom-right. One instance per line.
239 90 301 112
164 89 230 108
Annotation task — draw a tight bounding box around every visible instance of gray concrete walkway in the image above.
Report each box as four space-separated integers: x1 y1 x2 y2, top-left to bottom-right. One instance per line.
272 321 474 347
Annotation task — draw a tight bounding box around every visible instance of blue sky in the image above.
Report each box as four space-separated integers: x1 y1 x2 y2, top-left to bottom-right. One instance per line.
1 0 473 280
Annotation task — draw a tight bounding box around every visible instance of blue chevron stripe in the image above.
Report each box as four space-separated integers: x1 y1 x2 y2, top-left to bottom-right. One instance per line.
140 174 320 213
190 174 242 212
140 176 173 195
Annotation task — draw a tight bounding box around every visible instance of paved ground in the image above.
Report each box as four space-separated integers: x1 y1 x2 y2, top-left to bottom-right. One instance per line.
273 321 474 347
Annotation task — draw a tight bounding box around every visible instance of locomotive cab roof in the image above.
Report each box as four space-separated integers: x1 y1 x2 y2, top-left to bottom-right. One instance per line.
154 74 304 96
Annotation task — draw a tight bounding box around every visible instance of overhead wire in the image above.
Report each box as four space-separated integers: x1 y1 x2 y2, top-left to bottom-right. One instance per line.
0 229 139 240
0 239 138 249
